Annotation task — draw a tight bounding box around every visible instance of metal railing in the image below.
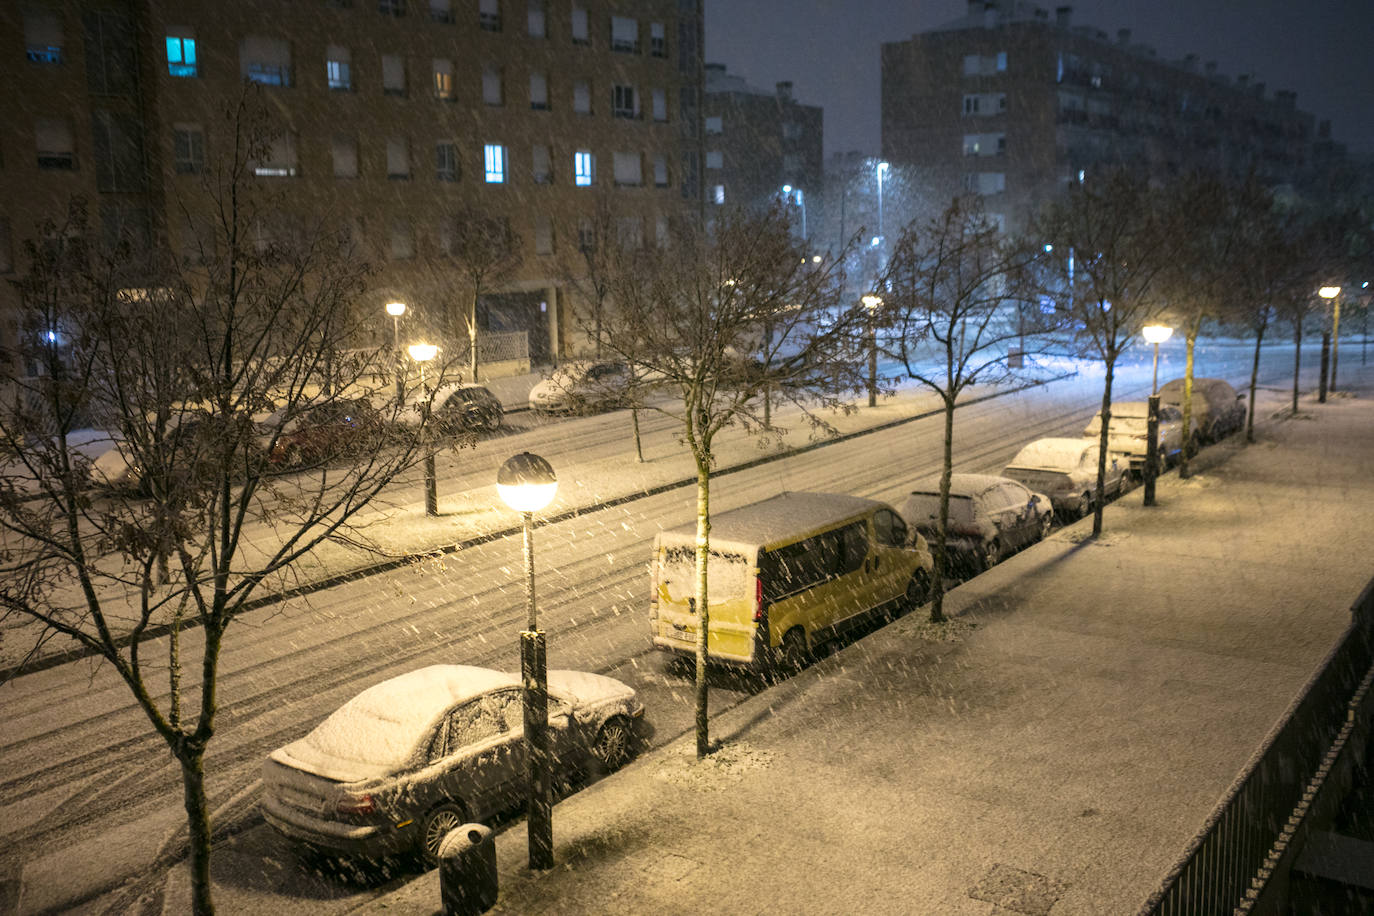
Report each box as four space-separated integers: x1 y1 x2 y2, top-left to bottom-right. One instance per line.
1138 575 1374 916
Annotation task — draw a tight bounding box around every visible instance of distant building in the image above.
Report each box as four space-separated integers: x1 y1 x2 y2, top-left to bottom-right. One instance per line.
881 0 1321 233
1 0 705 372
703 63 822 240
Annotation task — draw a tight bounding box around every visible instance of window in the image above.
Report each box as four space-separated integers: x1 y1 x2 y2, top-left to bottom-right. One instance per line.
962 133 1006 156
165 31 197 77
612 84 637 119
433 59 454 99
531 144 551 183
574 150 594 186
571 5 588 43
332 134 358 177
253 130 298 177
436 141 458 181
874 509 908 548
650 21 666 57
997 51 1008 71
652 88 666 122
85 10 138 95
534 214 552 255
484 143 505 182
577 217 595 250
713 184 725 205
613 151 641 186
379 0 405 16
386 136 410 179
479 0 501 31
655 214 669 247
573 80 591 114
91 110 145 191
241 36 291 86
963 52 1006 76
781 122 801 141
25 10 64 64
782 153 799 172
527 0 546 37
705 150 722 169
382 54 405 95
610 15 638 53
616 217 643 250
705 115 722 134
173 123 205 174
964 171 1006 194
483 65 503 105
653 155 668 187
326 45 351 90
529 71 548 109
35 117 76 170
389 219 414 259
963 92 1007 116
429 0 453 23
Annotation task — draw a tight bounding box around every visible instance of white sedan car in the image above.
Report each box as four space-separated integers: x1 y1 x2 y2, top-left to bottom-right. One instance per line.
262 665 644 864
1002 438 1126 519
1083 402 1183 473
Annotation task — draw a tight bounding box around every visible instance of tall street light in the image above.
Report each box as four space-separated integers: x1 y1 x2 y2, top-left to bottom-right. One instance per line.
1141 324 1172 508
497 452 559 871
862 294 882 408
1320 286 1341 392
408 342 438 516
875 161 890 251
781 185 807 240
386 301 406 406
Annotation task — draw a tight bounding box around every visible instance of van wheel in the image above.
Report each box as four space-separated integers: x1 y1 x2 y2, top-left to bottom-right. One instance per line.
420 801 469 866
903 570 930 611
775 629 810 678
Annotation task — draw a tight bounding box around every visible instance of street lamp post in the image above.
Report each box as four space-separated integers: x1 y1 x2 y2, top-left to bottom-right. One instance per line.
875 161 890 253
408 343 438 516
1141 324 1172 508
1320 286 1341 393
781 185 807 241
386 302 406 406
863 295 882 408
497 452 559 872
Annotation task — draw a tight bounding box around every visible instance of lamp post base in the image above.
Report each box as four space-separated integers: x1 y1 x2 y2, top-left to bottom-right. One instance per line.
521 630 552 870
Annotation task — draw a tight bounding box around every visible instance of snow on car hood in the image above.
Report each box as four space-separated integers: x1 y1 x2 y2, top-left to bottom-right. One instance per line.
546 670 635 705
1006 438 1095 472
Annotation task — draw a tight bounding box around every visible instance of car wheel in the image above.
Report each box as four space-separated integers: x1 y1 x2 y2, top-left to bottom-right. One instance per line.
420 802 469 866
903 569 930 612
774 628 811 678
982 538 1002 570
1038 512 1053 541
1076 492 1092 519
593 716 635 772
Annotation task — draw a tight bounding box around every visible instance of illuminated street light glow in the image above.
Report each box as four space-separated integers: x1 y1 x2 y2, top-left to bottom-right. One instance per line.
497 452 559 514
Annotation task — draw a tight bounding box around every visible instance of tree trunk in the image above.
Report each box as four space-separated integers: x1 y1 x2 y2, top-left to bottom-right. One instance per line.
179 747 214 915
1247 322 1265 443
1178 325 1197 479
1092 359 1116 536
693 462 711 758
632 407 644 463
929 395 956 624
1292 317 1302 415
469 291 480 382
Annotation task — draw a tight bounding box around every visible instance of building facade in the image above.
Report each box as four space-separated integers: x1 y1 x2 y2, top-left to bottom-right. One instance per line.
881 1 1318 233
1 0 705 374
702 63 822 241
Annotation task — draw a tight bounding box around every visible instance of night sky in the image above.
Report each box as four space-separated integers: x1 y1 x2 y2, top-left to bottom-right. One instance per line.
705 0 1374 159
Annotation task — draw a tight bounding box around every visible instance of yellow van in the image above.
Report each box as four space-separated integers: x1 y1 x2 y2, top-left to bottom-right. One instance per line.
649 492 934 674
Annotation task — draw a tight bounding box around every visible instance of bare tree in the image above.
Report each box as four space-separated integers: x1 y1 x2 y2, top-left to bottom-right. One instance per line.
450 210 523 381
600 206 862 757
0 94 459 914
879 196 1039 623
1032 170 1170 534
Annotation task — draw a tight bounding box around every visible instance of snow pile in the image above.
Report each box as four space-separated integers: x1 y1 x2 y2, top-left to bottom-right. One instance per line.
651 742 776 790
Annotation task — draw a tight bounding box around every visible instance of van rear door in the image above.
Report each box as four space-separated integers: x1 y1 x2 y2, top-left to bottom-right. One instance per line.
653 541 759 664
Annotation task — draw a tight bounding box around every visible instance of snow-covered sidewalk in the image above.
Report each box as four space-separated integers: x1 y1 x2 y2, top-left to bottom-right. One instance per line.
346 367 1374 915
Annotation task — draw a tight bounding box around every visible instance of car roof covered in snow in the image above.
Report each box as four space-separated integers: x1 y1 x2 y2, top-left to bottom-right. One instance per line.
907 473 1006 498
657 492 886 553
287 665 517 777
1158 377 1237 408
1006 438 1097 470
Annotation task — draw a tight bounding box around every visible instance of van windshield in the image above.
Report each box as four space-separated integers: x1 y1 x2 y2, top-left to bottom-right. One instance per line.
659 545 753 606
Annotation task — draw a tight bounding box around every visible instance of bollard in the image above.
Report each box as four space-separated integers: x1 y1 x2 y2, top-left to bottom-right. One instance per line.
438 823 498 916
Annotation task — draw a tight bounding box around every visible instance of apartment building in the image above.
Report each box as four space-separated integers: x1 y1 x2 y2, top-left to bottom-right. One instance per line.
703 63 822 241
1 0 705 372
881 1 1318 233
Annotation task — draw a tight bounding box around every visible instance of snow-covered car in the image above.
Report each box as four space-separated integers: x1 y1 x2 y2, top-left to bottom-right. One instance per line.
261 665 644 864
1158 377 1246 444
1082 402 1183 473
431 384 504 436
529 361 633 414
269 398 385 468
91 413 269 495
1002 438 1126 519
899 473 1053 574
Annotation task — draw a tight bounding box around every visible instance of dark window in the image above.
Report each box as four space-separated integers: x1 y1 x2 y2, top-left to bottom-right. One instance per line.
83 10 138 96
91 111 146 192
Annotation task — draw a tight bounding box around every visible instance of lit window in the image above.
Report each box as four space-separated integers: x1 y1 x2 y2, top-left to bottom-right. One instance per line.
253 130 298 177
433 59 454 99
574 150 594 186
173 124 205 174
996 51 1008 71
479 0 501 31
241 36 291 86
571 5 588 43
484 143 506 182
529 72 548 109
713 184 725 205
610 15 638 53
166 33 197 77
650 21 666 57
25 10 64 64
436 142 458 181
387 136 410 179
326 46 351 90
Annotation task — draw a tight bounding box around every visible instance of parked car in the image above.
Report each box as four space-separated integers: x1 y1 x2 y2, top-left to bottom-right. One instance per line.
530 361 634 414
92 412 268 495
1002 438 1126 519
1158 377 1246 444
431 384 504 436
270 398 385 467
1082 402 1184 473
262 665 644 864
900 473 1054 573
